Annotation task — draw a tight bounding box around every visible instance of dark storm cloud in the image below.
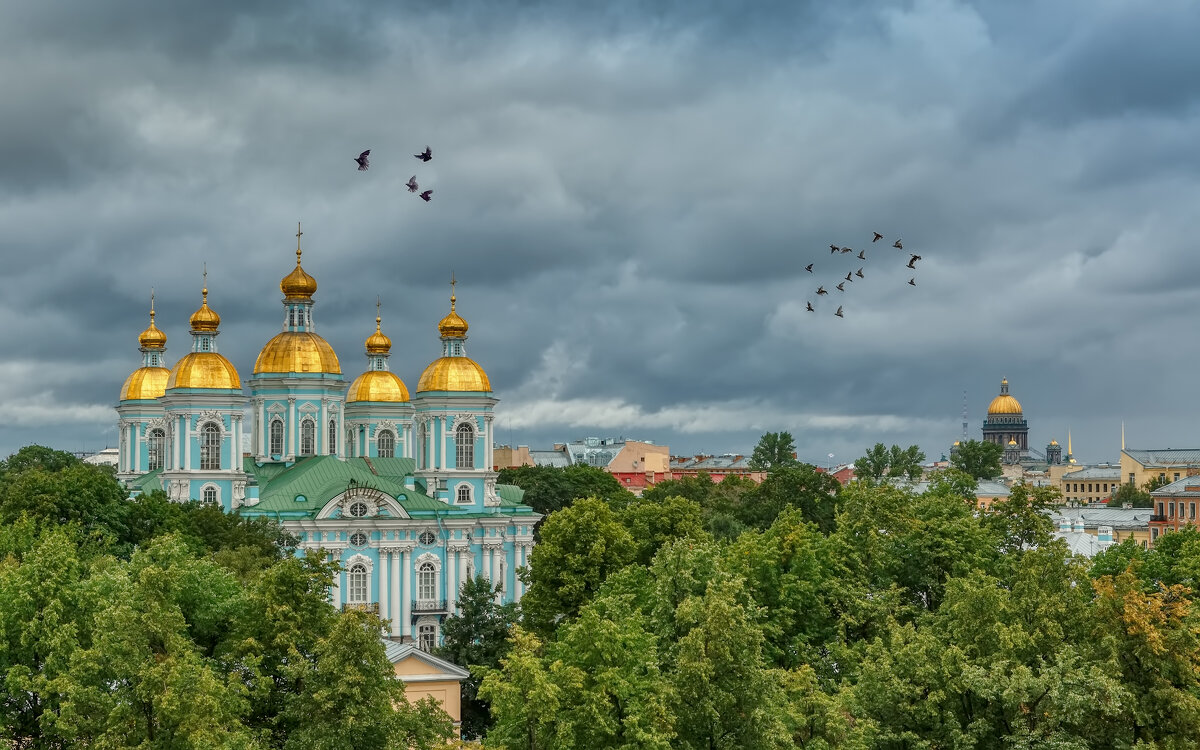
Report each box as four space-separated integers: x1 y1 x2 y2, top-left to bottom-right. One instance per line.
2 0 1199 466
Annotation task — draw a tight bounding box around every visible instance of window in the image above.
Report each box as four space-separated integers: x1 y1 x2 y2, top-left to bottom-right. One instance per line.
148 428 165 470
418 530 436 546
456 423 474 469
418 622 437 652
200 423 221 470
1159 502 1165 515
1191 503 1196 520
456 484 472 504
417 561 437 602
378 430 395 458
348 563 369 604
300 419 315 456
329 420 337 455
201 486 218 506
1176 473 1182 481
200 338 211 352
270 418 284 456
349 501 369 518
1170 502 1175 517
350 531 368 547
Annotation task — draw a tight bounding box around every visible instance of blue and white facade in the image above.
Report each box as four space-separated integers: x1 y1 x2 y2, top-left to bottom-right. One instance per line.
115 230 539 648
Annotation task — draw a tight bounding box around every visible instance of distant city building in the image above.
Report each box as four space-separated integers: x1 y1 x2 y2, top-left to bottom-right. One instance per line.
82 447 120 467
1050 506 1151 549
982 378 1029 456
669 454 768 484
1149 474 1200 544
383 638 469 731
1121 448 1200 489
1058 464 1121 505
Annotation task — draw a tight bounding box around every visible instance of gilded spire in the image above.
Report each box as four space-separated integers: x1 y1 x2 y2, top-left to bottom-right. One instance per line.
138 287 167 349
437 273 469 338
281 222 318 299
190 265 221 332
296 221 303 264
365 296 391 355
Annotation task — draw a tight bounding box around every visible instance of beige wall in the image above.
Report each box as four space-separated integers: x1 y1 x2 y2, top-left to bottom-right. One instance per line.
608 441 670 473
1059 470 1120 505
393 657 463 725
493 445 533 470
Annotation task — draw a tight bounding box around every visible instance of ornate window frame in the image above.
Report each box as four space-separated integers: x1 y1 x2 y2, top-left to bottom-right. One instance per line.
345 553 374 604
454 482 473 505
377 429 396 458
455 422 475 469
299 417 316 456
415 553 440 603
199 421 222 470
199 482 220 507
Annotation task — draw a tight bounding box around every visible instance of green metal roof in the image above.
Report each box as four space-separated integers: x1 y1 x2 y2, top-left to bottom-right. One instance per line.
497 483 526 506
130 469 163 492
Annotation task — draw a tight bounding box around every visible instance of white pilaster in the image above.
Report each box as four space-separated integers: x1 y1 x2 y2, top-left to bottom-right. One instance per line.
378 549 389 631
390 548 402 637
400 549 411 640
331 553 342 608
319 400 327 454
183 416 191 470
447 548 458 614
287 397 296 458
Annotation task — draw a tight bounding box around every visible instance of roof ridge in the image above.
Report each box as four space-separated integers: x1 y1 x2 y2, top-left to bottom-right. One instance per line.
362 456 379 475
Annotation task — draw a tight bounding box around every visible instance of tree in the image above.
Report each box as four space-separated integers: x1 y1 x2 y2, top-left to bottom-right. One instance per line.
437 576 519 739
641 473 757 541
617 494 711 566
1109 481 1153 508
748 431 798 471
853 443 926 482
950 439 1004 480
496 464 636 515
520 497 636 635
981 481 1060 557
477 628 560 750
744 464 842 533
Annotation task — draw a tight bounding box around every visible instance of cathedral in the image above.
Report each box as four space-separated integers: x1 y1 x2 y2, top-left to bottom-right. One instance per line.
114 228 538 649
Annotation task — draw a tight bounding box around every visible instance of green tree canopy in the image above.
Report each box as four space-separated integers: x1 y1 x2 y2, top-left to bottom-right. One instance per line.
950 439 1004 480
853 443 926 482
748 431 799 471
497 464 636 514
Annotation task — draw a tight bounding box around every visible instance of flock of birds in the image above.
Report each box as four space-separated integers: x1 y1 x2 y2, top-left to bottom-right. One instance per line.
355 147 435 202
804 231 922 318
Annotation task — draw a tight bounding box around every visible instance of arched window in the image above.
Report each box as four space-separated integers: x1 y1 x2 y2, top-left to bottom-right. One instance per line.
348 563 369 604
328 420 337 455
417 423 427 469
300 419 315 456
200 422 221 470
456 423 474 469
456 484 472 505
201 485 218 507
148 428 165 471
417 621 437 652
417 561 437 602
269 418 284 456
378 430 395 458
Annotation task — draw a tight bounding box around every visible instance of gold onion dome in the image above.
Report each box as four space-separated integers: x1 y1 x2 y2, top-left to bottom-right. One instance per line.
138 313 167 349
1008 439 1018 446
121 368 169 400
281 234 317 300
168 287 240 389
987 378 1023 415
189 287 221 332
365 316 392 354
1050 439 1059 446
347 371 410 402
254 332 341 374
438 296 469 338
417 357 491 392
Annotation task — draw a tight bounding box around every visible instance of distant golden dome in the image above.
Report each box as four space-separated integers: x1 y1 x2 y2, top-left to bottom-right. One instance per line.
189 288 220 332
139 318 166 350
346 370 410 402
281 230 317 300
987 378 1022 415
1008 439 1018 446
1050 439 1059 446
417 357 491 392
953 440 961 446
121 367 169 400
254 331 341 375
438 301 469 338
167 352 241 389
365 316 391 354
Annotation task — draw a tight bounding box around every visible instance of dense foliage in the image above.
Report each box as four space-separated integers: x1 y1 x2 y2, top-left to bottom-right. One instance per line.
950 439 1004 480
0 446 454 749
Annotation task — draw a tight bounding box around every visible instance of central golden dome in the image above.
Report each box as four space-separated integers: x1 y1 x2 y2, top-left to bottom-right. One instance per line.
254 331 341 375
139 319 167 349
987 378 1023 415
365 316 392 354
121 367 169 400
417 357 491 392
347 371 410 402
190 288 220 332
281 228 317 300
167 353 241 389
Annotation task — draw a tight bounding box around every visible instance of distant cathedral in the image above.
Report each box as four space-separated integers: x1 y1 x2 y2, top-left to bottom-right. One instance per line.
953 377 1065 468
114 227 538 649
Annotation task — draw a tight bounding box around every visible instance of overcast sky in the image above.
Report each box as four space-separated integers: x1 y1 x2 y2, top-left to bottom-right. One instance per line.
1 0 1197 467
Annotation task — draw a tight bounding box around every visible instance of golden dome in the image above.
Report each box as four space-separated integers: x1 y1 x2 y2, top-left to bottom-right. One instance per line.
365 316 391 354
1008 439 1018 446
254 331 341 375
438 301 468 338
346 370 410 402
121 367 169 400
1050 439 1059 446
281 226 317 300
139 308 167 349
189 287 220 332
417 357 492 392
167 352 241 389
986 378 1022 415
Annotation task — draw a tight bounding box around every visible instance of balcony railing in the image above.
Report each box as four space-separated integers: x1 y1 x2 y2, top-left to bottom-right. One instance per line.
342 602 380 614
1150 514 1168 523
412 599 449 614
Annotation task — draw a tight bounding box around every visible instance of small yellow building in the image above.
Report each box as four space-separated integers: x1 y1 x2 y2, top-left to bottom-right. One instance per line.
1120 448 1200 490
1059 464 1121 505
384 639 470 730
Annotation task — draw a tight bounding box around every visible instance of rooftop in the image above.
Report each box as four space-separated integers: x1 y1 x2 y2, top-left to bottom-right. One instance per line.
1123 448 1200 467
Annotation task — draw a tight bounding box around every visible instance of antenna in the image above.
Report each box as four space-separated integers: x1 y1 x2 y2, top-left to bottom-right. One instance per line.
961 390 968 442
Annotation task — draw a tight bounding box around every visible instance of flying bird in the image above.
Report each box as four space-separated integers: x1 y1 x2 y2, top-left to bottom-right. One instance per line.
419 190 433 202
835 306 844 318
893 239 903 249
840 246 852 254
830 244 839 254
908 278 916 286
907 254 922 269
845 272 853 281
872 232 883 242
816 286 828 295
857 250 866 260
355 150 370 171
406 175 419 193
805 263 814 273
415 146 432 162
836 282 846 292
806 301 814 312
855 268 864 278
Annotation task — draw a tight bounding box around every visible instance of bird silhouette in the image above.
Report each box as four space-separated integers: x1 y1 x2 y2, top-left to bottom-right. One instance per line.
840 246 852 254
857 250 866 260
844 272 853 281
805 263 814 273
806 301 814 312
908 278 916 286
855 268 864 278
415 146 432 162
893 239 903 249
830 244 838 254
406 175 419 193
873 232 883 243
836 282 846 292
816 286 828 295
355 150 370 171
907 254 921 269
419 190 433 202
835 306 844 318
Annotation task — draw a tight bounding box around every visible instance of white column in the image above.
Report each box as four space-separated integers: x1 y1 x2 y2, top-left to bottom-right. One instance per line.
440 417 448 470
233 415 242 468
258 400 266 457
458 546 468 589
378 549 389 631
172 417 180 470
287 398 296 458
400 549 411 641
447 548 458 614
319 400 327 454
183 416 191 470
331 553 342 608
390 548 402 637
337 409 344 458
132 424 140 473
